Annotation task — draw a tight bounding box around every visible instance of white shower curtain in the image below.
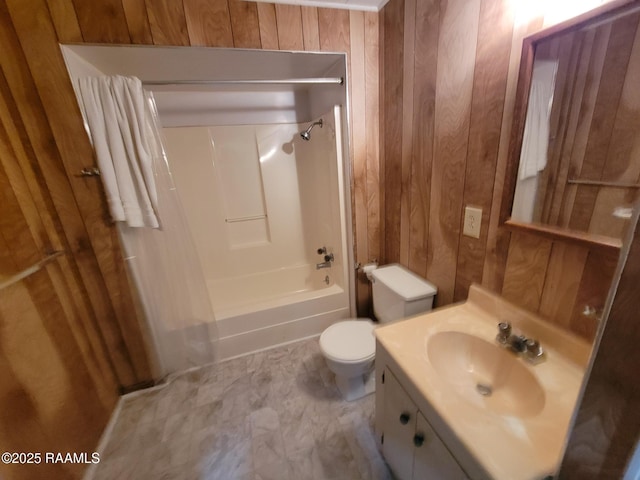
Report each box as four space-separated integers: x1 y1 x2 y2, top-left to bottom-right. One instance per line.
76 76 218 377
78 76 159 228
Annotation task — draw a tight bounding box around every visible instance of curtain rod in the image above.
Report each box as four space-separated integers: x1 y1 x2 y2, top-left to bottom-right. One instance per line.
142 77 344 86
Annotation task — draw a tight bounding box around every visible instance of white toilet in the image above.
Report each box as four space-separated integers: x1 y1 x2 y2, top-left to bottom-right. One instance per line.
319 264 437 401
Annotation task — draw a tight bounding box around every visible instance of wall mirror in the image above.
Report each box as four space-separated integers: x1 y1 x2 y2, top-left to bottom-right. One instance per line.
506 1 640 250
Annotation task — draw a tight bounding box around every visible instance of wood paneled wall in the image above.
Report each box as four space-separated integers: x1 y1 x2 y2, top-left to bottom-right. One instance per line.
501 232 617 340
381 0 517 306
0 1 153 387
379 0 619 340
0 1 379 478
560 203 640 479
0 1 157 478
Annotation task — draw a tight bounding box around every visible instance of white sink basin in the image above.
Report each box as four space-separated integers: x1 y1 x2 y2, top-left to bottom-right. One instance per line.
427 331 545 418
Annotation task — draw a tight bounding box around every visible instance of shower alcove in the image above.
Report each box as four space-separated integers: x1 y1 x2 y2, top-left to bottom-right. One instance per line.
62 45 355 366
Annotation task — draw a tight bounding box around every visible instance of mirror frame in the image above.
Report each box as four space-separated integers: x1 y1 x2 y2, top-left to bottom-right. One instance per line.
501 0 640 255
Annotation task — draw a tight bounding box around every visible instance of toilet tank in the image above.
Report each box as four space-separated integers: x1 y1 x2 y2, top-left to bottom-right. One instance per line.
371 264 437 324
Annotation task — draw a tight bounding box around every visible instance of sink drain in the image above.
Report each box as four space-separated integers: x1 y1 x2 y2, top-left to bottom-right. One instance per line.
476 383 493 397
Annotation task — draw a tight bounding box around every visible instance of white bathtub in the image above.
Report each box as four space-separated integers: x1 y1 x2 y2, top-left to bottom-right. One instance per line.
208 264 350 359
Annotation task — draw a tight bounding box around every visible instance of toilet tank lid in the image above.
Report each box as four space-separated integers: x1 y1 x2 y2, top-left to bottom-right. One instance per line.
371 264 437 301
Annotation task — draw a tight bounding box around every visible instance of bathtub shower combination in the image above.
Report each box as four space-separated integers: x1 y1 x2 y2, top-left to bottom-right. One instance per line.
163 106 352 359
61 44 353 371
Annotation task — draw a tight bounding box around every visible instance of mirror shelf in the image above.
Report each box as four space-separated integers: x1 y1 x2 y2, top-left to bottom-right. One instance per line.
505 219 622 254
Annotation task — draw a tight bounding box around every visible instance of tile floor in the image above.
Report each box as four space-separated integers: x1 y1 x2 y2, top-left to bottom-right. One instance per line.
89 338 393 480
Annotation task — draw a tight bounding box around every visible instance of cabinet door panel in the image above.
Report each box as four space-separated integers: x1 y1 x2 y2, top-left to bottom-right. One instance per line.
413 412 469 479
382 369 418 480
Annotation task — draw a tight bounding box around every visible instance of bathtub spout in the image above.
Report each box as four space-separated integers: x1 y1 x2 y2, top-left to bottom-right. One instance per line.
316 252 334 269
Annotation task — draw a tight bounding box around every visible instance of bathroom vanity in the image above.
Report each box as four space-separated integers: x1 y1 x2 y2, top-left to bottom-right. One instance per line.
374 285 591 480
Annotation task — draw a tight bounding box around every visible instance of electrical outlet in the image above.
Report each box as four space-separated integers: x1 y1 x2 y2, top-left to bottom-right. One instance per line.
463 206 482 239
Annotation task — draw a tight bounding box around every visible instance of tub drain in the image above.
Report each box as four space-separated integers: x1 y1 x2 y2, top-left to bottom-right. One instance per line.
476 383 493 397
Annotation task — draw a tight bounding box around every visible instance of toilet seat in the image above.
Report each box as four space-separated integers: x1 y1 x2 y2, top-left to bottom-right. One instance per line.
319 320 375 364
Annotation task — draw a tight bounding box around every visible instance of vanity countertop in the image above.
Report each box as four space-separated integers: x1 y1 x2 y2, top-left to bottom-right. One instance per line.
375 284 591 480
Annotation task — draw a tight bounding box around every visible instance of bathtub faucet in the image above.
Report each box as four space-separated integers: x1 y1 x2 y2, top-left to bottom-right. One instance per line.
316 253 334 269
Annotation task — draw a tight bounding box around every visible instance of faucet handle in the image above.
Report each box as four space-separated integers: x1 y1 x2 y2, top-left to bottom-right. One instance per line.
524 338 545 364
496 322 511 343
525 338 542 356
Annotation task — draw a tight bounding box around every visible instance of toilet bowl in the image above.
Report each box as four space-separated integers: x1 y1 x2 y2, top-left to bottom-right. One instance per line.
319 264 437 401
319 320 376 401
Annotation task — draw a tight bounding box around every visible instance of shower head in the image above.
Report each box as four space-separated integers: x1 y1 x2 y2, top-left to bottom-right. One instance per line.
300 119 323 141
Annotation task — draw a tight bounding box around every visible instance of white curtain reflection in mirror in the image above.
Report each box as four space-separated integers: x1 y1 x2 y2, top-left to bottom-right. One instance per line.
512 60 557 223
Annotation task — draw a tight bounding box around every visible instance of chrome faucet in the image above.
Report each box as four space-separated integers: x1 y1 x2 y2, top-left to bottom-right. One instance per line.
496 322 545 364
316 253 334 269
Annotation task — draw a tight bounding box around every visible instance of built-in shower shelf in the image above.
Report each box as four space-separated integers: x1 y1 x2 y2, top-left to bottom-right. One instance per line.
225 214 268 223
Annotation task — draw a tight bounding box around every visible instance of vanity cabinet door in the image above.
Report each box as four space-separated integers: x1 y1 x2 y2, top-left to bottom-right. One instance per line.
413 412 469 480
382 369 419 480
